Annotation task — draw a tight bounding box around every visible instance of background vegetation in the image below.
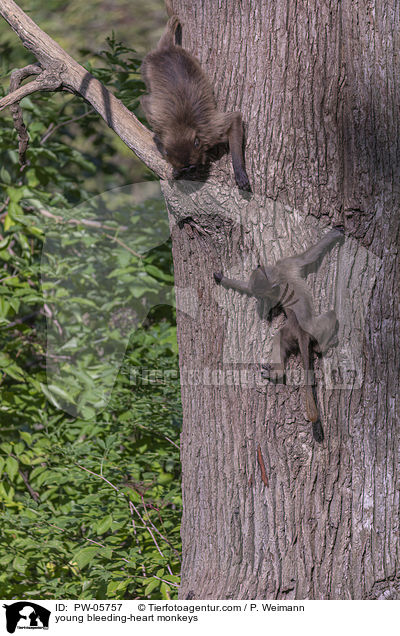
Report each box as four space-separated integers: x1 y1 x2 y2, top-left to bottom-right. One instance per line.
0 0 182 599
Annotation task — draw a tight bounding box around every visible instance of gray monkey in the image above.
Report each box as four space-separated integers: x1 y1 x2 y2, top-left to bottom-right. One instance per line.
214 228 343 440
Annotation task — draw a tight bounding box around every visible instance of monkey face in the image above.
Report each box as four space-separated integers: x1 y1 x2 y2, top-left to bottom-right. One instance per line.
160 129 207 177
250 267 279 299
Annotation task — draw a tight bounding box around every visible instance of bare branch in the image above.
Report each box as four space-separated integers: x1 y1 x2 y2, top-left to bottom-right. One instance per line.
35 206 128 232
5 64 65 168
103 234 143 260
1 66 64 112
18 468 40 502
0 0 170 179
8 64 41 167
40 107 94 145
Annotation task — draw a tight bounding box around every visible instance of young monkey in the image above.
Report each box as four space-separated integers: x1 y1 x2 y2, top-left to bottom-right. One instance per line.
141 9 250 191
214 228 343 441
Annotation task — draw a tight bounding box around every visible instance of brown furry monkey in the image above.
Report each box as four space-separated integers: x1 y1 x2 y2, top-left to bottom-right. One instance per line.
141 9 250 191
214 228 343 441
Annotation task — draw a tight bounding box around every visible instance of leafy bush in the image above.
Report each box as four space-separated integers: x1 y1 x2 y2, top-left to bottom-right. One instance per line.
0 35 181 599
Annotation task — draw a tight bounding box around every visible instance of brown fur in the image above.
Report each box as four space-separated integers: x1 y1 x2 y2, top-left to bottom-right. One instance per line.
141 13 250 190
214 228 344 440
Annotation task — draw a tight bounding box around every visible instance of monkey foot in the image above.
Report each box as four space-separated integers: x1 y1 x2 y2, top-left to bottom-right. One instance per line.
261 363 284 383
213 272 223 284
312 421 324 443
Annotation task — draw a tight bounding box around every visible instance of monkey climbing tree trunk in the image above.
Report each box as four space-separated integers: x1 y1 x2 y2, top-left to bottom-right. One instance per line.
166 1 400 599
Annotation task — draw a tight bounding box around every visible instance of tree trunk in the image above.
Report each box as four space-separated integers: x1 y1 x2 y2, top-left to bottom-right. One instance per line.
164 0 400 599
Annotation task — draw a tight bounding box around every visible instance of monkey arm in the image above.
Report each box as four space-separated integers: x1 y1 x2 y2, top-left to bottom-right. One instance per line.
282 227 343 270
214 272 253 295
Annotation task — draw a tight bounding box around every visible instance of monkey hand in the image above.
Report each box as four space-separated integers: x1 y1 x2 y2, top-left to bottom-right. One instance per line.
330 224 345 240
214 272 223 284
235 168 251 192
332 223 345 232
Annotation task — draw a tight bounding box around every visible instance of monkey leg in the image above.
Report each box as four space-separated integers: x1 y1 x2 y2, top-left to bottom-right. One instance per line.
297 329 319 423
220 112 250 191
261 326 294 383
282 227 343 270
312 310 338 353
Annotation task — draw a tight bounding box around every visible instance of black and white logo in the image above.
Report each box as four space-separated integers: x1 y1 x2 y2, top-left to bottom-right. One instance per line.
3 602 50 634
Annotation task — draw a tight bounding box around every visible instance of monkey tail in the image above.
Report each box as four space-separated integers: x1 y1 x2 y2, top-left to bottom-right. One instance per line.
157 15 181 49
304 387 324 441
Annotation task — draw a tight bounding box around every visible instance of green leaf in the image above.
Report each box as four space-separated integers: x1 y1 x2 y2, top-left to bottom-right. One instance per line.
5 457 18 480
107 580 128 594
0 353 25 381
96 515 113 534
47 384 76 403
39 383 62 409
144 578 160 595
20 432 33 445
13 556 27 573
0 166 11 185
160 582 170 599
73 546 100 569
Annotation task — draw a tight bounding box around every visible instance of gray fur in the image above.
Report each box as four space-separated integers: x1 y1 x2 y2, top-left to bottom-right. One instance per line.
214 228 343 437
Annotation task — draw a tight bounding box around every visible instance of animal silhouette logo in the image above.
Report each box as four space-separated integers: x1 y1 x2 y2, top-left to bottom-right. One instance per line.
3 602 50 634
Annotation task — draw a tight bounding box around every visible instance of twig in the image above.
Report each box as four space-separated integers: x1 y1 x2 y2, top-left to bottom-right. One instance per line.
18 468 40 502
257 444 269 487
75 463 120 492
36 206 128 232
130 514 147 578
1 67 63 111
152 574 179 588
75 461 178 576
8 63 42 168
129 500 165 559
104 234 142 259
40 108 94 145
141 495 181 566
43 302 62 336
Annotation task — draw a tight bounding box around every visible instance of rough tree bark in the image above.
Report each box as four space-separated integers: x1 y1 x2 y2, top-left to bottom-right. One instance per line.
1 0 399 600
167 0 400 600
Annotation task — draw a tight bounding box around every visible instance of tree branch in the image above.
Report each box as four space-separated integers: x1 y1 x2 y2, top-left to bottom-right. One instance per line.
6 63 62 167
0 0 170 179
2 67 63 112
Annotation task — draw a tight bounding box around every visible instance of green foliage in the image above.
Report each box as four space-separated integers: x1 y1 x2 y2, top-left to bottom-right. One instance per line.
0 32 181 599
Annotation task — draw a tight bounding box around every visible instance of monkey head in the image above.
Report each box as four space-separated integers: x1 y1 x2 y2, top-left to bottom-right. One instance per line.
250 266 280 300
156 127 207 177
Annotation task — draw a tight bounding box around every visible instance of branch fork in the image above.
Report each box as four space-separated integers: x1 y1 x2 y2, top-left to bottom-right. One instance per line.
0 0 171 179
